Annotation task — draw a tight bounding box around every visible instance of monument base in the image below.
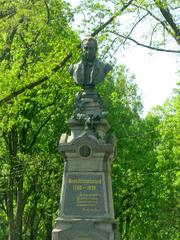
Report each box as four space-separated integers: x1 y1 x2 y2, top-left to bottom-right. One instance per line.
52 218 119 240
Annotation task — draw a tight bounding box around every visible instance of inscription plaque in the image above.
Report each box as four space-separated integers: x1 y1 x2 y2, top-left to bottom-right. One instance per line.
62 173 107 216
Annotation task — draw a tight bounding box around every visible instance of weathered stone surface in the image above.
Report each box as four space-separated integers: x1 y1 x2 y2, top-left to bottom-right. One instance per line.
52 219 119 240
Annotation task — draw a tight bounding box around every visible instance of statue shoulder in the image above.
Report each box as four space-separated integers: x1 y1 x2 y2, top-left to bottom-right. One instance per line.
96 59 112 74
68 64 74 76
104 63 112 74
68 61 82 76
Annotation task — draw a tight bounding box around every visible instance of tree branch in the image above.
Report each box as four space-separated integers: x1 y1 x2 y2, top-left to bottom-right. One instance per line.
28 108 56 151
23 90 61 138
0 53 71 105
0 16 24 62
0 0 134 105
154 0 180 45
43 0 51 24
123 13 149 45
91 0 135 37
102 37 119 60
0 200 7 214
149 22 161 47
0 8 16 19
18 32 41 78
133 4 174 42
0 26 18 62
109 31 180 53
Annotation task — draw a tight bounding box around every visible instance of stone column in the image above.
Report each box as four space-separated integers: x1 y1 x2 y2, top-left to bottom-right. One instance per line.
52 89 119 240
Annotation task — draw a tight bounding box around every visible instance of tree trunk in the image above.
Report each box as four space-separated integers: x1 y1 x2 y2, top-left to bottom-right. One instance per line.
6 126 25 240
125 216 131 240
7 172 25 240
15 177 24 240
7 172 15 240
45 215 53 240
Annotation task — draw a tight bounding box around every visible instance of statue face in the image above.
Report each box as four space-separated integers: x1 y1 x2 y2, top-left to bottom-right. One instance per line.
82 40 97 62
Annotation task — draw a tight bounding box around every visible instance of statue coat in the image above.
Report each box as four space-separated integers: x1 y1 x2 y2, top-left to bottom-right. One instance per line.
69 59 112 86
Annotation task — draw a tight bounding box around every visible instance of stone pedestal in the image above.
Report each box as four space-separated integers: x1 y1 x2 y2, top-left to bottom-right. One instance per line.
52 90 119 240
53 219 119 240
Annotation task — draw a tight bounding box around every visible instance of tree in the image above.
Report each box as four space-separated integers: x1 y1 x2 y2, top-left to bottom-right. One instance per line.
74 0 180 55
0 0 79 239
151 86 180 239
98 66 146 239
0 1 179 239
2 0 179 105
110 82 180 239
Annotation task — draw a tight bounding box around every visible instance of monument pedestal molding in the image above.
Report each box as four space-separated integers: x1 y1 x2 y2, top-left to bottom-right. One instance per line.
52 37 119 240
53 219 119 240
52 95 119 240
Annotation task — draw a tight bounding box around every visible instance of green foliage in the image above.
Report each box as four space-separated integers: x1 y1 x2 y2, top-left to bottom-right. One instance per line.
98 68 179 239
0 1 79 239
0 0 179 240
75 0 180 55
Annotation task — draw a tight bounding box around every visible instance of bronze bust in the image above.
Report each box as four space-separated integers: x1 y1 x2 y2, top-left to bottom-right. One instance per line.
69 37 112 88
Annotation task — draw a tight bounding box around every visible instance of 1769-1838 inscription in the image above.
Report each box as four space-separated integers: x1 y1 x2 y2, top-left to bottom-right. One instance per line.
62 173 108 217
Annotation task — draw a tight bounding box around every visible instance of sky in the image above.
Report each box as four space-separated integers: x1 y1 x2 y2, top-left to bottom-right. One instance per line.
67 0 179 117
120 47 179 116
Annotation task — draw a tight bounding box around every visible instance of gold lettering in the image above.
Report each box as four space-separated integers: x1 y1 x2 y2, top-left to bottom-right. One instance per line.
68 178 102 185
73 185 83 191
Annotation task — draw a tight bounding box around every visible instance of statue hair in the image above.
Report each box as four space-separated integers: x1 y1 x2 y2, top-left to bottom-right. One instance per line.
81 37 98 50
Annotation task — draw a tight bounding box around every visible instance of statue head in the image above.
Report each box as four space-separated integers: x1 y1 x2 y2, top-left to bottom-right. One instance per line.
81 37 97 62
